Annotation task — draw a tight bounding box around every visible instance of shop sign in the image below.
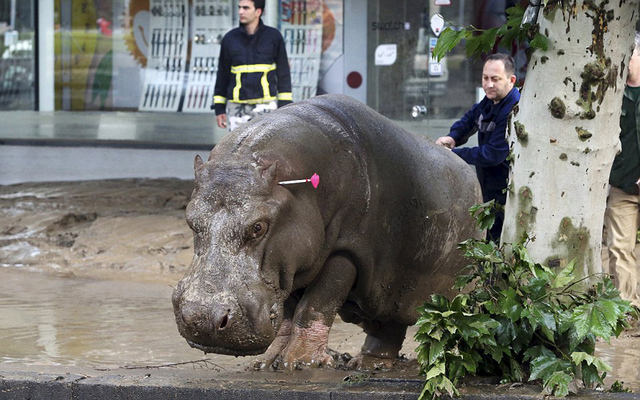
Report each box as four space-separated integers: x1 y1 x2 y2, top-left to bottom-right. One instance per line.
374 44 397 66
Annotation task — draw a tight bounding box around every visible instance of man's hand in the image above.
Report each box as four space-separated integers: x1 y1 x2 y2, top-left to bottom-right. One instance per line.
435 136 456 150
216 114 228 129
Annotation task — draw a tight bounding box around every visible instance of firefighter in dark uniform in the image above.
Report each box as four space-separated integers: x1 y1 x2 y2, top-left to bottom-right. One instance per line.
213 0 292 130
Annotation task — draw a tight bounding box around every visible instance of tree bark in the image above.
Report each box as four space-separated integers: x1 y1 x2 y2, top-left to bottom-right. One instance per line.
502 1 639 282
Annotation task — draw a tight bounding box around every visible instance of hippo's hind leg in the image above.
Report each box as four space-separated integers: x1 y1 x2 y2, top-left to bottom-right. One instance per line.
347 320 407 370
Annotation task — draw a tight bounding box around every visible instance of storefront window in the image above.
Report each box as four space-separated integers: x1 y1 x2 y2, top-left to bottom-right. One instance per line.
366 0 528 125
52 0 341 112
367 0 480 122
0 0 35 111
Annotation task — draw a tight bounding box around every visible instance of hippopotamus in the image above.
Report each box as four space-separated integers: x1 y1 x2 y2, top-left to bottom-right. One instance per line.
172 94 482 369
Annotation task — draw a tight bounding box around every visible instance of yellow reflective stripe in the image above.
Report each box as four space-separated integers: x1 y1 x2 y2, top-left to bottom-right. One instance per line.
277 92 293 101
232 97 277 104
213 95 227 104
233 72 242 102
230 63 276 74
261 71 270 99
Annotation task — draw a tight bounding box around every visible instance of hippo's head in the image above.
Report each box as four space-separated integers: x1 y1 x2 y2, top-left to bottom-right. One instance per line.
172 153 325 356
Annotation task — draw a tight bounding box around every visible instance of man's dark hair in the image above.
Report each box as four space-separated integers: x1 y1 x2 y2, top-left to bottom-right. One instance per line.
251 0 265 15
486 53 515 76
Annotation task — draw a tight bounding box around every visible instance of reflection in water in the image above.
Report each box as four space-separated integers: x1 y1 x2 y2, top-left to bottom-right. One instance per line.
0 267 370 372
1 267 639 391
0 268 217 368
597 336 640 390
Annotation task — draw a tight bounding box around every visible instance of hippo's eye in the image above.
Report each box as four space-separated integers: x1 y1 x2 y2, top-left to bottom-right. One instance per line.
249 221 268 241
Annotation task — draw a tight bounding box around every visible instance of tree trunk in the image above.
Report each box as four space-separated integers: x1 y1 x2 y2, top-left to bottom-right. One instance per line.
502 1 639 282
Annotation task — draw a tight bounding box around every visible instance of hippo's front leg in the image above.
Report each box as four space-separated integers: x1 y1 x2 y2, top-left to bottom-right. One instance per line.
274 254 357 369
253 298 296 370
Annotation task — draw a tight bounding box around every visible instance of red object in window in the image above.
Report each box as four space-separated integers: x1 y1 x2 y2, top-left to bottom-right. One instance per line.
347 72 362 89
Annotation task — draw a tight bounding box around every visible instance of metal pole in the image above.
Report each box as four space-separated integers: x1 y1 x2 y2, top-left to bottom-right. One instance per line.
10 0 16 29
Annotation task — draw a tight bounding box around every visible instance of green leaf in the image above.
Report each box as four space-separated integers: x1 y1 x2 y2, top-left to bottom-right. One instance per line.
570 299 621 346
425 361 446 380
523 303 557 342
543 371 573 397
447 356 467 380
458 350 480 375
529 354 571 382
432 27 467 62
571 352 611 372
501 287 524 322
428 339 446 366
508 358 526 382
530 32 549 51
552 260 576 289
581 362 605 389
418 375 459 400
465 28 499 58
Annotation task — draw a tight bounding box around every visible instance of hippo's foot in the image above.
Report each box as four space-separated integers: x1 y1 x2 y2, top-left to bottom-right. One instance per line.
346 353 395 371
252 319 292 370
345 320 408 371
252 320 334 370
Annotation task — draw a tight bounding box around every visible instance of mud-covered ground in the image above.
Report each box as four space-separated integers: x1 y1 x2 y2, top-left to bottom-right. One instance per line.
1 178 640 391
0 179 194 284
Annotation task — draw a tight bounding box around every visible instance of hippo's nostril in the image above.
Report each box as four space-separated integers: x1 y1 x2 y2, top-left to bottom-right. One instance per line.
218 310 230 330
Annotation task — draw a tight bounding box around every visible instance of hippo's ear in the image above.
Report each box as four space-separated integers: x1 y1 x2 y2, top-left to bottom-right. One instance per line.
261 161 278 185
194 155 205 179
194 154 204 170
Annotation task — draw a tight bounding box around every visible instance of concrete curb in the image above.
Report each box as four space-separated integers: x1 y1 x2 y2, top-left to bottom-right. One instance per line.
3 369 640 400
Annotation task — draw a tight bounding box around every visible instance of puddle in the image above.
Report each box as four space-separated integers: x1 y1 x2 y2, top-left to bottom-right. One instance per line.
0 268 378 373
1 266 639 392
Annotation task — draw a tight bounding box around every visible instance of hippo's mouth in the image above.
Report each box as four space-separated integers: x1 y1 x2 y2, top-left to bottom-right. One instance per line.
187 340 269 356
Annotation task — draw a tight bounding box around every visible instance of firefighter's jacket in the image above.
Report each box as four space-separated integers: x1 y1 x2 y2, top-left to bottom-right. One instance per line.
213 20 292 115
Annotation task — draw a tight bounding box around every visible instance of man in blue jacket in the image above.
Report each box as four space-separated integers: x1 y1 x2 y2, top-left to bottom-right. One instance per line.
436 53 520 241
213 0 292 130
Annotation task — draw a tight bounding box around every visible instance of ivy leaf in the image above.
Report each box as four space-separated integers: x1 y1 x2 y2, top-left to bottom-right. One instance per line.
553 264 576 289
530 32 549 51
571 352 611 372
543 371 573 397
580 362 605 389
528 354 571 382
500 287 524 322
425 361 446 380
570 299 621 346
419 375 458 400
465 28 499 58
428 338 446 366
508 358 526 382
432 27 467 62
523 303 557 342
458 350 480 375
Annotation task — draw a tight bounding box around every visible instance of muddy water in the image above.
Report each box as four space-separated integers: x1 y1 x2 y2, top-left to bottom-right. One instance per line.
0 267 393 372
2 266 640 391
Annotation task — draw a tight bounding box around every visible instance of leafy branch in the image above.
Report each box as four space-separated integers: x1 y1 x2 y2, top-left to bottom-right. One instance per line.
414 211 637 399
432 4 548 62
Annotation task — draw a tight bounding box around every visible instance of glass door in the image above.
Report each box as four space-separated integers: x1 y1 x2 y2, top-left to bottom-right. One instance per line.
0 0 35 110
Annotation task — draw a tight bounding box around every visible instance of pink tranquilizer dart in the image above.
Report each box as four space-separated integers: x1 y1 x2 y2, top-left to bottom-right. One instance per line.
278 173 320 188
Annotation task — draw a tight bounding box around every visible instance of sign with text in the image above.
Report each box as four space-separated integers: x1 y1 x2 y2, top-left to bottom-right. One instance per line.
374 44 397 66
